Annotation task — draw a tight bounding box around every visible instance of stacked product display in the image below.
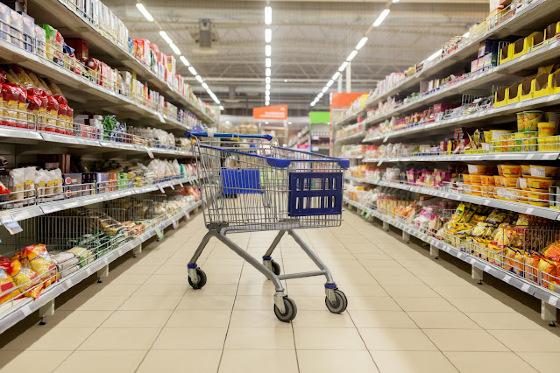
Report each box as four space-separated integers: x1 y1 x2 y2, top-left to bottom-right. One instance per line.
0 0 210 334
338 0 560 316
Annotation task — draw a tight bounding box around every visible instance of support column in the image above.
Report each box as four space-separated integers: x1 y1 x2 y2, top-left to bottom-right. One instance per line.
541 301 557 326
401 231 410 243
133 243 142 257
97 265 109 283
382 221 389 231
338 75 343 93
429 245 439 259
471 266 483 285
38 299 54 325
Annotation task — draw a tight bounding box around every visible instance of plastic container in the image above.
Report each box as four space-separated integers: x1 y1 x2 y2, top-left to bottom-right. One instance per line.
513 131 537 152
530 165 558 178
526 177 554 189
480 175 495 185
526 188 550 206
502 176 519 188
538 122 556 137
463 174 481 185
517 111 543 132
467 164 492 175
518 178 528 190
521 165 531 176
498 164 522 177
481 185 496 198
494 175 504 186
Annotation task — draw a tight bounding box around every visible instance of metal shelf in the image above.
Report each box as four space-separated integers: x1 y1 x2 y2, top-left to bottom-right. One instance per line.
334 0 557 127
0 40 195 131
0 176 199 226
344 176 560 220
0 200 202 334
357 37 560 129
343 197 560 309
0 128 195 158
362 92 560 143
26 0 215 125
335 132 365 144
362 151 560 163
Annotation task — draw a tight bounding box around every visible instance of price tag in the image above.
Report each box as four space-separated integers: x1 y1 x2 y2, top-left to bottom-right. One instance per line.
158 185 165 193
155 226 164 240
2 216 23 235
172 220 179 229
377 161 383 166
179 182 184 188
169 184 175 190
525 207 534 215
383 136 388 143
503 274 512 284
184 211 191 220
549 295 559 307
145 147 154 159
521 283 531 292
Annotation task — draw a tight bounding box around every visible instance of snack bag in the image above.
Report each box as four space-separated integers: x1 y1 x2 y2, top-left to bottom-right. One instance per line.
544 241 560 262
7 259 42 298
9 168 25 201
21 244 58 288
0 268 19 304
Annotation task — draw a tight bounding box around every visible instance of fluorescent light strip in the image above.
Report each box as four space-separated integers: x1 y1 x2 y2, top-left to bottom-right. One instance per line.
265 28 272 43
310 5 395 106
265 44 271 57
264 6 272 105
265 6 272 25
136 3 154 22
373 8 390 27
179 56 190 67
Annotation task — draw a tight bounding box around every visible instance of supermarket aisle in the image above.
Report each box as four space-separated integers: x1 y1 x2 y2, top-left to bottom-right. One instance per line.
1 213 560 373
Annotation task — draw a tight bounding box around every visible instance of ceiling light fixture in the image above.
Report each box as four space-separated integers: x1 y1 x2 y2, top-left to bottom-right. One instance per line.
373 8 390 27
188 66 197 76
266 68 271 77
265 44 271 57
264 5 272 106
355 36 368 50
310 4 396 107
265 28 272 43
195 75 203 83
265 58 271 68
136 3 154 22
264 6 272 25
179 56 190 67
346 50 358 62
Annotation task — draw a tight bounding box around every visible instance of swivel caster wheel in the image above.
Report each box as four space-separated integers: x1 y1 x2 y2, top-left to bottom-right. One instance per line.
187 268 207 290
325 289 348 314
273 296 297 322
264 259 281 276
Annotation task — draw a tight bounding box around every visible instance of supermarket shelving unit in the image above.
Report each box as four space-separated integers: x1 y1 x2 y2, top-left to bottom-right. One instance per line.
0 0 211 333
337 0 560 323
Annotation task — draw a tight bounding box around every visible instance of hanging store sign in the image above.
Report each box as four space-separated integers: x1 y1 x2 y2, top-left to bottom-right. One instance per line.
253 105 288 121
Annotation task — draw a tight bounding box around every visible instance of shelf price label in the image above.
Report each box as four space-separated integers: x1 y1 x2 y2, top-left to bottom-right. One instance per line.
155 226 164 240
1 215 23 235
145 147 155 159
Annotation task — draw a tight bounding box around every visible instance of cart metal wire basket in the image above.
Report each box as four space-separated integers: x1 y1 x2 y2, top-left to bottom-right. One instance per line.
186 131 350 322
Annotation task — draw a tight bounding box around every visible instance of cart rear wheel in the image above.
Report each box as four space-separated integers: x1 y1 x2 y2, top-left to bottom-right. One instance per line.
271 260 281 276
188 268 207 290
274 297 297 322
325 289 348 314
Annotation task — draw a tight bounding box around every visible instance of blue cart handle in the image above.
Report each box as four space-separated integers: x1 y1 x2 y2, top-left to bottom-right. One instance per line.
186 131 273 141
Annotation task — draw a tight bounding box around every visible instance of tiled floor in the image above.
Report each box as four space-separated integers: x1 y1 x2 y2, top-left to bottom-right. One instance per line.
1 212 559 372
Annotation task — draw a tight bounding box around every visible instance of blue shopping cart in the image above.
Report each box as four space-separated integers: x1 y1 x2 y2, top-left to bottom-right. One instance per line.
186 131 349 322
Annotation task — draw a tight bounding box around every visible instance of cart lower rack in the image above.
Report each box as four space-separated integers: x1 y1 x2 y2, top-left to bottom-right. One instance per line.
186 131 350 322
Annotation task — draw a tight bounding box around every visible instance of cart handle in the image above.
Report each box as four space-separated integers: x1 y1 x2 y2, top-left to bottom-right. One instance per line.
186 131 273 141
199 144 350 169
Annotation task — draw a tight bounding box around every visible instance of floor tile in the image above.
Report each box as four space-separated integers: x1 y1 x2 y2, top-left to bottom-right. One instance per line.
166 310 231 328
489 330 560 352
293 310 354 328
0 350 70 372
347 296 401 311
176 294 236 310
152 327 226 349
465 312 542 330
2 327 95 351
229 310 292 328
349 310 416 328
370 350 458 373
407 311 480 329
518 352 560 373
54 350 146 373
446 297 516 313
46 310 112 328
444 351 537 373
101 310 172 328
137 350 221 373
225 327 294 349
294 327 365 349
218 350 298 373
298 350 379 373
394 297 455 312
360 328 437 351
423 329 508 352
119 295 181 311
78 327 160 350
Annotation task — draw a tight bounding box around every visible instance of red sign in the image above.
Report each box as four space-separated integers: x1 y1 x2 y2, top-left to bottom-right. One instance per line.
253 105 288 121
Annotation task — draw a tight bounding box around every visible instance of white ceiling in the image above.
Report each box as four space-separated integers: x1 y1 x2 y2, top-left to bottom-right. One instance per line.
104 0 490 114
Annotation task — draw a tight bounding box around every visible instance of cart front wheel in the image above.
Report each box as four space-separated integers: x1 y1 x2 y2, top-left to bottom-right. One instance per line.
271 260 281 276
274 297 297 322
325 289 348 314
188 268 207 290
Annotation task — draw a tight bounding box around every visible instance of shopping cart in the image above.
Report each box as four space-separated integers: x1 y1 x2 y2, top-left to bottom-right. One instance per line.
186 131 349 322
